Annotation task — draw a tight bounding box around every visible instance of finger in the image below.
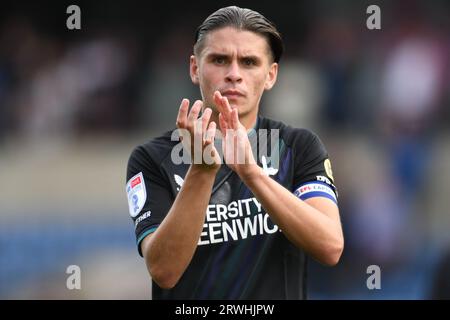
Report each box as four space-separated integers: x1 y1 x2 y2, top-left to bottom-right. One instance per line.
187 100 203 130
204 121 218 163
231 108 239 130
205 121 217 145
202 108 212 135
176 99 189 128
213 91 229 119
224 122 235 164
221 95 233 118
218 113 228 136
208 122 217 159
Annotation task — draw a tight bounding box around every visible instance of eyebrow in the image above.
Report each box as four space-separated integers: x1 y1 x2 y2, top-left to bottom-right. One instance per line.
206 52 263 62
206 53 228 60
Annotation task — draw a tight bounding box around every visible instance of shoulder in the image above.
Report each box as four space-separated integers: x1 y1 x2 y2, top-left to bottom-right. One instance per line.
127 129 178 169
259 116 323 151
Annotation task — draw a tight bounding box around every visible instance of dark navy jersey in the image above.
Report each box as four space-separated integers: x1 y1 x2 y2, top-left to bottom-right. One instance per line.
126 116 338 299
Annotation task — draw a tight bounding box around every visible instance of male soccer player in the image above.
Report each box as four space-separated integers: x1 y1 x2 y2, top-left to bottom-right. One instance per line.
126 6 343 299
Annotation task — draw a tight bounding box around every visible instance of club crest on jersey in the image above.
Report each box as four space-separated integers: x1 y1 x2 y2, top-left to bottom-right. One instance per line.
126 172 147 217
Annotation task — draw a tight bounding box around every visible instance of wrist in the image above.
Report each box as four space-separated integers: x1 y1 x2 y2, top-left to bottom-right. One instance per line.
189 164 219 178
237 164 264 184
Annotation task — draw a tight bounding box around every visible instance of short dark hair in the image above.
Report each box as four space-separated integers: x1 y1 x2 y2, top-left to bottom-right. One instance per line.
194 6 284 63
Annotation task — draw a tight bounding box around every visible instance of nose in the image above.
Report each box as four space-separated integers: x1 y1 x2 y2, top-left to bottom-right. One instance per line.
225 60 242 83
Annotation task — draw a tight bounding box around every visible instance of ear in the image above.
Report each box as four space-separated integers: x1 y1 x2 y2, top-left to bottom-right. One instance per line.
190 55 199 85
264 62 278 91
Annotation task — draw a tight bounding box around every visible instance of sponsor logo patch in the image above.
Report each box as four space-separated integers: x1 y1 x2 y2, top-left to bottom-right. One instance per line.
135 210 152 228
126 172 147 218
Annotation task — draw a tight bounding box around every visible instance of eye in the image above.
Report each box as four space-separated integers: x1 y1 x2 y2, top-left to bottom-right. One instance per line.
242 58 256 66
213 57 226 65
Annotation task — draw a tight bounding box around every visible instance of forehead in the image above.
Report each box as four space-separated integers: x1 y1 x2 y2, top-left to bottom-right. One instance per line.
201 27 271 58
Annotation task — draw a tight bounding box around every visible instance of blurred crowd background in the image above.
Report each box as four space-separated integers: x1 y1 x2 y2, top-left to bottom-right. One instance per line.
1 0 449 299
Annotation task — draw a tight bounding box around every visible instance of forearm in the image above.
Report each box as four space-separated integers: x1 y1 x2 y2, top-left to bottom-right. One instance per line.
241 166 343 265
145 165 216 288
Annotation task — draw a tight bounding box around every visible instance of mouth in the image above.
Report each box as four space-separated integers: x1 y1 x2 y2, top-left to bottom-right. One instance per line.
221 89 245 100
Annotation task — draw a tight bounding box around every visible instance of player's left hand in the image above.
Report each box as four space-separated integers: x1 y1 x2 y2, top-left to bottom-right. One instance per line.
213 91 261 179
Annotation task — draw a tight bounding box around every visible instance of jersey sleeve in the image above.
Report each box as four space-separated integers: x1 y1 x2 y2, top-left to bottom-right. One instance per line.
126 145 173 256
291 130 338 204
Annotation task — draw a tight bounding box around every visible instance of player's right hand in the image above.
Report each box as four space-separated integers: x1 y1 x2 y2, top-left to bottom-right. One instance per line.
176 99 221 173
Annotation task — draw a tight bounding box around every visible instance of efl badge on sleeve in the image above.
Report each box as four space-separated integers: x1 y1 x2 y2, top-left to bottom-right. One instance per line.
126 172 147 218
